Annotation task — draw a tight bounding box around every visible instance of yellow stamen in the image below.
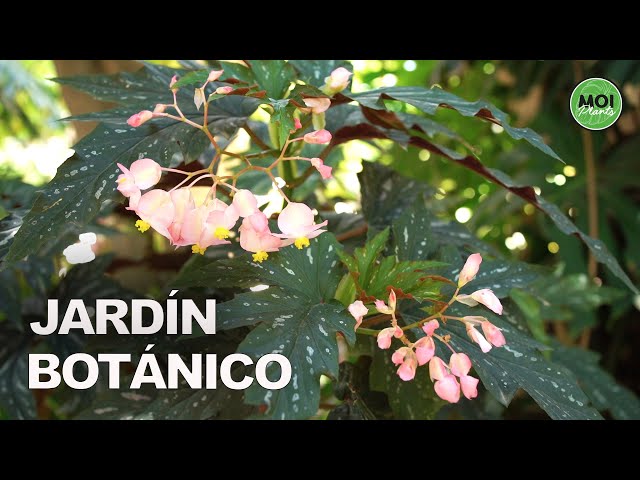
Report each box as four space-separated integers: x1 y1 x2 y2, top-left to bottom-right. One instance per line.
135 220 150 233
294 237 310 249
192 244 206 255
252 251 269 263
214 227 230 240
117 176 128 184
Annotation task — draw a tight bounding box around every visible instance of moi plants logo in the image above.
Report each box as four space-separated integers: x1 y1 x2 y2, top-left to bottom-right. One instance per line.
570 78 622 130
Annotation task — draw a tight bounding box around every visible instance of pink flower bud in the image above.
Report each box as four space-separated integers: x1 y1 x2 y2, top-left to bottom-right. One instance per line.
303 97 331 114
293 118 302 130
449 352 472 377
466 324 492 353
194 88 205 110
388 289 397 311
127 110 153 127
303 129 332 144
460 375 479 400
414 336 435 365
170 75 178 90
215 86 233 95
434 374 460 403
348 300 368 331
458 253 482 287
374 299 394 315
310 158 332 179
377 326 402 349
422 319 439 336
208 70 224 82
481 321 506 347
429 356 447 381
153 104 166 114
324 67 353 94
456 288 503 315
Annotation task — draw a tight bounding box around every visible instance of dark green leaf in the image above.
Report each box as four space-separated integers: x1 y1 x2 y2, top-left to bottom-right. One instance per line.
0 325 35 419
0 208 24 262
270 98 296 147
359 163 431 236
213 234 356 419
347 86 562 161
510 288 549 343
552 345 640 420
247 60 294 99
289 60 351 88
171 70 209 89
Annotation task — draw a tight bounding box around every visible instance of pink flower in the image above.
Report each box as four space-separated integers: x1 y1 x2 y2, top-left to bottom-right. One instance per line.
208 70 224 82
228 189 259 218
129 159 162 189
422 319 439 336
456 288 503 315
466 324 492 353
434 374 461 403
347 300 368 331
167 188 196 246
429 356 448 381
458 253 482 287
303 129 332 144
449 352 472 377
170 75 178 91
482 321 506 347
310 158 332 179
460 375 479 400
116 159 162 199
215 86 233 95
376 326 402 349
414 336 435 365
274 202 328 249
392 347 417 381
324 67 353 94
303 97 331 114
127 110 153 127
133 189 175 239
238 211 282 263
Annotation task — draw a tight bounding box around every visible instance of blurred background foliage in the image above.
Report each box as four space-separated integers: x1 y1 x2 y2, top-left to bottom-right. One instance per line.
0 60 638 418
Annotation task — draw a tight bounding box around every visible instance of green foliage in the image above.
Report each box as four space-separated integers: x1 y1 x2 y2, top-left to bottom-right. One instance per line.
0 59 637 421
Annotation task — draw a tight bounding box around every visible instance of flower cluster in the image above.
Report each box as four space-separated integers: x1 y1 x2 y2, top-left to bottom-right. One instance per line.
347 253 507 403
116 66 353 262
